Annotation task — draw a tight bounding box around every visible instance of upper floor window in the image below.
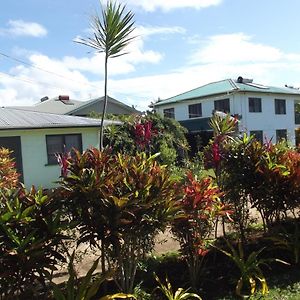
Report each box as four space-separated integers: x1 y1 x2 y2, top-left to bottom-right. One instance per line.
275 99 286 114
46 134 82 165
214 98 230 113
250 130 263 143
249 97 262 112
276 129 287 142
163 108 175 119
188 103 202 118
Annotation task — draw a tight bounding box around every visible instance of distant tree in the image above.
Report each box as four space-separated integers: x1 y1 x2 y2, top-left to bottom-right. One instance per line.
76 1 136 150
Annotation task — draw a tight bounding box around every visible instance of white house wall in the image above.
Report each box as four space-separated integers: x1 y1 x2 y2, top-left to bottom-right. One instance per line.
156 92 299 145
0 127 99 189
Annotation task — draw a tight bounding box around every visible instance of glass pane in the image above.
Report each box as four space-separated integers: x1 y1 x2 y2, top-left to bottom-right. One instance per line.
65 134 82 152
47 135 64 164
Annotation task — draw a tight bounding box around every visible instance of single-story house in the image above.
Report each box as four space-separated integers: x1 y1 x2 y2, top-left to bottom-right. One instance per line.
9 95 141 117
0 107 120 188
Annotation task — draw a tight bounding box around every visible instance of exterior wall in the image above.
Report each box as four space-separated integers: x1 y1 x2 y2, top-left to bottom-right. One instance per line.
156 92 299 145
155 95 234 121
239 93 297 144
0 127 99 188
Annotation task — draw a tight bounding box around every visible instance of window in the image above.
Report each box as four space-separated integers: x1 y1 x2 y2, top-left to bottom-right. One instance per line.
188 103 202 118
250 130 263 143
163 108 175 119
276 129 287 142
249 97 262 112
46 134 82 164
275 99 286 114
214 98 230 113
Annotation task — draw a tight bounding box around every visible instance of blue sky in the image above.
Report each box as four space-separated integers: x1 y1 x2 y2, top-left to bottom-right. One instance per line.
2 0 300 111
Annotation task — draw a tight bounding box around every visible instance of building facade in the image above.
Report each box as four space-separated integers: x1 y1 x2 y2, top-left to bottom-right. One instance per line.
0 108 120 188
154 77 300 145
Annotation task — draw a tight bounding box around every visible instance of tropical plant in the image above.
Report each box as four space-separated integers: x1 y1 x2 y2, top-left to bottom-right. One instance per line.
104 112 189 166
216 239 286 297
0 186 68 298
221 134 260 243
268 222 300 265
0 147 19 189
52 251 135 300
59 148 179 293
171 173 231 291
154 274 202 300
76 0 136 150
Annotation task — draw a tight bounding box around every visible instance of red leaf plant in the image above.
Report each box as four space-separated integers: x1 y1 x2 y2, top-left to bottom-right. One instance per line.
172 172 232 290
133 120 158 150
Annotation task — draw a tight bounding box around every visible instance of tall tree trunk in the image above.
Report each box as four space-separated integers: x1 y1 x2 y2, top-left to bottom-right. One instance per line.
99 55 108 151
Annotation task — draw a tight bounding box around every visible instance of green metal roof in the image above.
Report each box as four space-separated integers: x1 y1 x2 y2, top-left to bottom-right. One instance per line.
155 79 300 107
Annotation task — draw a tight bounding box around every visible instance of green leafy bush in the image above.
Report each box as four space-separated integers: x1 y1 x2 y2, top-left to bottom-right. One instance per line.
59 148 179 293
104 112 189 165
0 187 68 298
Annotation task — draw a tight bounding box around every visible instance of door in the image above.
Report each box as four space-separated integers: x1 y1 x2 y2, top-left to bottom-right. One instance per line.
0 136 24 182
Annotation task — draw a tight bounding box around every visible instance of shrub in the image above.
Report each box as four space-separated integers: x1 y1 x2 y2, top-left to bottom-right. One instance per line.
0 147 19 189
59 148 179 293
104 112 189 165
171 172 230 291
0 187 68 298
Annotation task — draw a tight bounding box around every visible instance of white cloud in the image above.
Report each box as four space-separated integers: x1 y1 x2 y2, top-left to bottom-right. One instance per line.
190 33 283 64
0 20 47 37
3 31 300 112
124 0 223 11
137 26 186 36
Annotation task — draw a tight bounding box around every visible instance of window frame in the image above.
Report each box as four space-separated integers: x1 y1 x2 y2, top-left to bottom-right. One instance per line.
163 107 175 119
275 99 286 115
188 103 202 118
276 129 287 143
248 97 262 112
46 133 82 165
214 98 230 113
250 130 263 143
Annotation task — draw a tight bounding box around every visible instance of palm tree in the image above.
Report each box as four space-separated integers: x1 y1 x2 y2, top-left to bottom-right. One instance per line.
76 0 136 150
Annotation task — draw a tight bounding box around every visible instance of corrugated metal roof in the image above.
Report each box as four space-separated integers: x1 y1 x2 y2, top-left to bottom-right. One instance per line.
8 95 140 115
0 108 120 130
154 79 300 106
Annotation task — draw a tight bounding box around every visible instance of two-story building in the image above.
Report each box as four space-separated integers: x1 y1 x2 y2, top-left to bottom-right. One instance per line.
153 77 300 146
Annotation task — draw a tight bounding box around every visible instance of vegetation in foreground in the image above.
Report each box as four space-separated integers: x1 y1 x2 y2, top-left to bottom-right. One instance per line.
0 111 300 299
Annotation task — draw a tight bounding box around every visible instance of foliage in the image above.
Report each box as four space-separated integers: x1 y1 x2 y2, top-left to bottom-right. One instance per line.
0 187 68 298
268 222 300 265
52 251 135 300
206 113 300 239
171 172 230 291
154 274 202 300
0 147 19 189
104 112 189 166
75 0 136 150
216 239 289 298
59 148 179 293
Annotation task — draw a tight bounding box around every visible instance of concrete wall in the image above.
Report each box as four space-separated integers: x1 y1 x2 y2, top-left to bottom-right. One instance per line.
0 127 99 189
